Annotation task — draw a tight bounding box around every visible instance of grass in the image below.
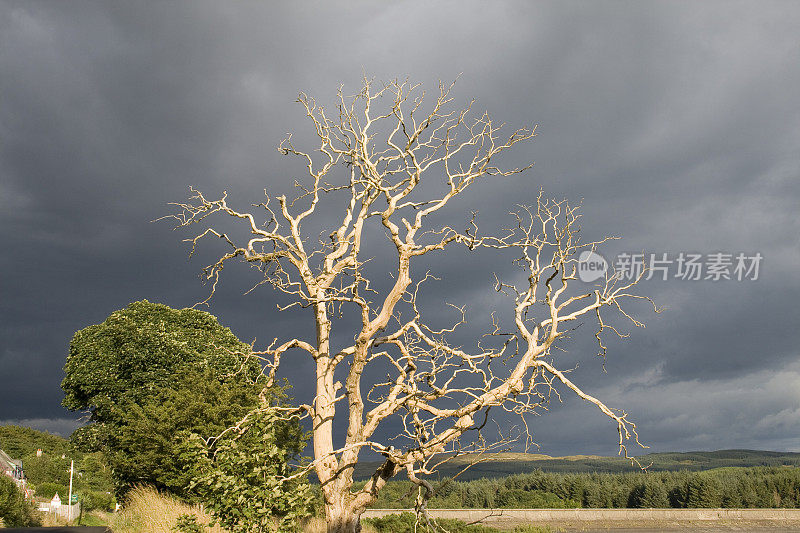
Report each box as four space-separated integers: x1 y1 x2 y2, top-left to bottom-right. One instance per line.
38 511 71 527
106 486 330 533
79 511 111 526
92 488 553 533
109 486 226 533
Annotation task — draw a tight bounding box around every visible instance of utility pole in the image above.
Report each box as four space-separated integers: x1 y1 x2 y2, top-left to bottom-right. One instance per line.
67 459 74 522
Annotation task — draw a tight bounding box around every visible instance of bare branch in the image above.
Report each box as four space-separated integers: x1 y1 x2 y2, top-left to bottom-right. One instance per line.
168 77 654 532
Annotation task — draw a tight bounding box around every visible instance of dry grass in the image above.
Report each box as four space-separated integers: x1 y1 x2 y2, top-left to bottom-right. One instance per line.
109 486 227 533
38 511 71 527
302 515 327 532
107 486 334 533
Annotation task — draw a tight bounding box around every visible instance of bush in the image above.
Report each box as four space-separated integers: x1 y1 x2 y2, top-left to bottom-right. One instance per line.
0 475 40 527
173 513 208 532
81 489 116 511
180 408 313 532
34 482 69 500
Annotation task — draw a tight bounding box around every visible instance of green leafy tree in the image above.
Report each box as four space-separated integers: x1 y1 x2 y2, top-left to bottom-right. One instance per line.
63 300 260 423
180 408 314 533
32 482 69 500
61 300 281 498
76 451 114 493
109 368 271 497
22 452 73 487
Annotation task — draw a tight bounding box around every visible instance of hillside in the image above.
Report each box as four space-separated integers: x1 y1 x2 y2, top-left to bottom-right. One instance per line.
352 449 800 481
0 425 71 459
4 424 796 483
0 425 114 496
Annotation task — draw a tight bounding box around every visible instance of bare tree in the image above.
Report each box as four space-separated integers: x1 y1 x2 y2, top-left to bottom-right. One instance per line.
169 78 654 533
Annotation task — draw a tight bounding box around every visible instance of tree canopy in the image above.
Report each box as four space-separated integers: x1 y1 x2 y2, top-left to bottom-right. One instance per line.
61 300 304 498
63 300 260 419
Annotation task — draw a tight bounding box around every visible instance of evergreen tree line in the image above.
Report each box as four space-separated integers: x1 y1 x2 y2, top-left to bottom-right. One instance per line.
367 467 800 509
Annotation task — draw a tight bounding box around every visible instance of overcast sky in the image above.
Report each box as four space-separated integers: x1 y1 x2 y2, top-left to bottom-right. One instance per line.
1 1 799 457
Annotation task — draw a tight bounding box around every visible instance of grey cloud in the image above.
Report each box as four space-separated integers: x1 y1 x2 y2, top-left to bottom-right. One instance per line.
1 1 799 455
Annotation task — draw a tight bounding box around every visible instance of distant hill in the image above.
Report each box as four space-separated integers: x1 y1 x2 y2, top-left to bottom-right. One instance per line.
352 449 800 481
0 425 71 459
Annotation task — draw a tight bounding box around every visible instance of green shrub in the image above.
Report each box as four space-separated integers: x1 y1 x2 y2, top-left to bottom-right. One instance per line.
81 489 116 511
0 476 40 527
173 513 208 532
33 481 69 500
180 408 313 532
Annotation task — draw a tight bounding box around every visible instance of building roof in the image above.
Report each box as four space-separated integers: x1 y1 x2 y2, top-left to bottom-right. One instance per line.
0 448 22 469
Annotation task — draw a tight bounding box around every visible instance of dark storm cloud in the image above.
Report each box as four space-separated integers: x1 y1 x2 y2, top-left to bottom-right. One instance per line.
1 1 798 453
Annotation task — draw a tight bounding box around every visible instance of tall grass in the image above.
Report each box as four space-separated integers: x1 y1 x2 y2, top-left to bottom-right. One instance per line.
109 486 226 533
107 486 333 533
38 512 68 527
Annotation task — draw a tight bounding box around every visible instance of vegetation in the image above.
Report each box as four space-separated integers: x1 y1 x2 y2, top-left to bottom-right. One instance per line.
60 300 312 531
180 407 314 532
109 367 277 498
0 425 71 458
109 485 226 533
365 466 800 509
80 489 117 512
364 512 499 533
0 424 116 510
363 512 552 533
31 481 68 500
108 486 327 533
0 475 40 527
61 300 279 498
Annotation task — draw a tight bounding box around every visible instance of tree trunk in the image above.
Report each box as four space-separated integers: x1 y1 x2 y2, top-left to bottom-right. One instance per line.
325 494 362 533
